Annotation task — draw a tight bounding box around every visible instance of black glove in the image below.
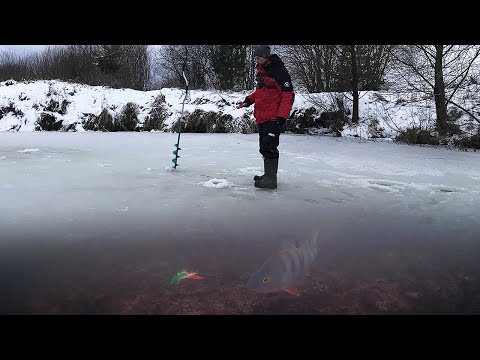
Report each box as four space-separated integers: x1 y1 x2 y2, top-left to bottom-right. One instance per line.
237 97 251 109
276 117 287 133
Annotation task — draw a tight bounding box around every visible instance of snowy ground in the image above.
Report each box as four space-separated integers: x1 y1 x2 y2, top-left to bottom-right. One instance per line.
2 80 479 139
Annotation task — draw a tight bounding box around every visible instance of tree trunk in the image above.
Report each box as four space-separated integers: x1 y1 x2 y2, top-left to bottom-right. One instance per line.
350 45 359 123
434 45 448 135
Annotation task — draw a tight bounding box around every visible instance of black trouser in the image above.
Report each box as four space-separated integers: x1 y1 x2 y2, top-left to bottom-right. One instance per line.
258 120 280 160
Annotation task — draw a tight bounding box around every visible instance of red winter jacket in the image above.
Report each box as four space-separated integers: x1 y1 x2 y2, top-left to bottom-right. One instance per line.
245 54 295 124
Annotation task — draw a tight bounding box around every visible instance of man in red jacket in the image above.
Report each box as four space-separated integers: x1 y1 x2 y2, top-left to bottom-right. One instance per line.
238 45 295 189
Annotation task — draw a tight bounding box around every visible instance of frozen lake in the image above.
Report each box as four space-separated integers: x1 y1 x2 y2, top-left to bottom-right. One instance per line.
1 132 479 314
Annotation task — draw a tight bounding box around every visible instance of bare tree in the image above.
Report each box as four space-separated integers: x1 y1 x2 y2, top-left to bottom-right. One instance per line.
154 45 211 89
389 45 480 135
282 45 391 124
281 45 337 92
281 45 392 123
334 45 394 122
349 45 359 123
116 45 151 90
244 45 256 90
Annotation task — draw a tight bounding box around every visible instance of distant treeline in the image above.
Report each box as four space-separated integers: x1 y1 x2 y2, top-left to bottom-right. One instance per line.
2 45 480 137
0 45 392 93
0 45 151 91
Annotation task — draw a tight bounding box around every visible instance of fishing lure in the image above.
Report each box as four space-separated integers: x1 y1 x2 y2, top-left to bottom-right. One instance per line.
170 270 204 285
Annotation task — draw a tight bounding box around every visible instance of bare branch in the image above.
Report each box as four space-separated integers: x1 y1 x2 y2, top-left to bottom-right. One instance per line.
447 98 480 124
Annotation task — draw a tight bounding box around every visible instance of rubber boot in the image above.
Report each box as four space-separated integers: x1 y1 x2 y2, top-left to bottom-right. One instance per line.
254 158 278 189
